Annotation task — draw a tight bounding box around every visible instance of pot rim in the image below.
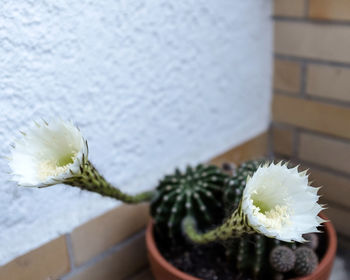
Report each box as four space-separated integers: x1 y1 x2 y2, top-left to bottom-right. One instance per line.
146 221 201 280
146 213 337 280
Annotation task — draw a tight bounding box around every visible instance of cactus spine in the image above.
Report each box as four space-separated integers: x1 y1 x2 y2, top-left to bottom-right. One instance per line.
151 164 228 238
294 247 319 276
64 159 154 203
269 246 296 273
223 159 263 211
182 204 254 244
182 160 266 244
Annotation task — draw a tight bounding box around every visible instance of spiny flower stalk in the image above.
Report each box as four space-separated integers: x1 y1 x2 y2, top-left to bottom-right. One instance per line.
64 158 154 203
8 120 153 203
182 202 254 244
183 162 325 244
151 165 228 238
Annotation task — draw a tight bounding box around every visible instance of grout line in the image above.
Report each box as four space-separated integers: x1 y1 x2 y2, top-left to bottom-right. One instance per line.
267 123 274 160
61 229 146 280
273 88 300 96
274 53 350 69
271 122 296 131
288 157 350 182
304 94 350 109
273 15 350 26
274 89 350 109
300 61 307 97
304 0 309 18
273 147 350 182
273 120 350 145
274 89 300 98
65 234 76 271
297 126 350 145
292 127 299 160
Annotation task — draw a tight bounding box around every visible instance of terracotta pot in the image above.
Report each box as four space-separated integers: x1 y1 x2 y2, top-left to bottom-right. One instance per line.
146 214 337 280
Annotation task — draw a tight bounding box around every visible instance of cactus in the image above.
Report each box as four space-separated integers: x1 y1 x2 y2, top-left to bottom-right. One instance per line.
227 233 267 277
294 246 318 276
223 159 263 212
222 160 302 279
269 246 296 273
150 164 228 239
153 160 320 279
223 160 266 277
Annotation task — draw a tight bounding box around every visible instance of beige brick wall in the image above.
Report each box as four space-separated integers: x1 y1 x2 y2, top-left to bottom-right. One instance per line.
273 0 350 243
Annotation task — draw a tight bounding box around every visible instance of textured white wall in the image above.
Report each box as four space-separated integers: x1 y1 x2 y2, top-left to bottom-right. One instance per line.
0 0 272 264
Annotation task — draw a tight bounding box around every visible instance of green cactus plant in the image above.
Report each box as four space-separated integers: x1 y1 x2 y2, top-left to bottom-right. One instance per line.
180 160 271 277
223 160 269 277
294 246 319 276
222 160 304 279
225 233 267 277
223 159 263 212
150 164 228 239
180 160 323 279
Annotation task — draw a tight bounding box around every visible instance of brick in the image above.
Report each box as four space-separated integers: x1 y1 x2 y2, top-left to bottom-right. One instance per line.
210 132 267 167
275 21 350 63
309 0 350 21
0 236 70 280
68 233 147 280
274 59 301 93
324 206 350 236
307 64 350 103
272 126 294 156
274 0 305 17
299 133 350 175
308 168 350 209
71 203 149 266
273 95 350 140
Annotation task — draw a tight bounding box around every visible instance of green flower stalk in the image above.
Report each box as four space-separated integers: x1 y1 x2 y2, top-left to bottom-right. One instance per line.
182 202 254 244
183 162 325 244
8 120 154 204
64 158 154 203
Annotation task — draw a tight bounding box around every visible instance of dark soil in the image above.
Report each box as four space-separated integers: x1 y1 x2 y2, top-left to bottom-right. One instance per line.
155 232 251 280
155 231 327 280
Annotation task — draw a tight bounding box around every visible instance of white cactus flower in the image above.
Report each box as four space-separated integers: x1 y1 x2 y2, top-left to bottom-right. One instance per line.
242 162 325 242
9 120 88 188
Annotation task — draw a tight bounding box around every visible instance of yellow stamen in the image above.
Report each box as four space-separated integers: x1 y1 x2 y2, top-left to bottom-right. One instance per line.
38 153 76 180
252 204 291 230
